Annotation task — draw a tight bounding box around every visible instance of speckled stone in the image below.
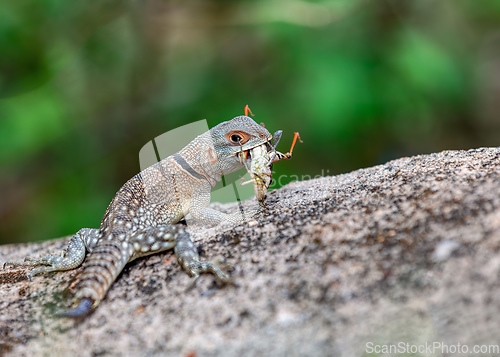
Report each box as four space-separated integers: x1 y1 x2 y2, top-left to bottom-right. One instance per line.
1 147 500 356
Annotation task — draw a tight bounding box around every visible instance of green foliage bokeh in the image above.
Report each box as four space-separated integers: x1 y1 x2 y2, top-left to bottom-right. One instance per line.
1 0 499 243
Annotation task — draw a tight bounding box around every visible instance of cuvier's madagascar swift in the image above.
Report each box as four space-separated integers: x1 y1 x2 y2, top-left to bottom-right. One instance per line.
4 106 301 317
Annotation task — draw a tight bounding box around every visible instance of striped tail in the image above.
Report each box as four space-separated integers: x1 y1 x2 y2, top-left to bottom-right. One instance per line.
59 240 131 318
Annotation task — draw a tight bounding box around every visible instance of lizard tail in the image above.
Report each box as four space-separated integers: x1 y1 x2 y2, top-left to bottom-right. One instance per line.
55 298 95 318
61 240 131 318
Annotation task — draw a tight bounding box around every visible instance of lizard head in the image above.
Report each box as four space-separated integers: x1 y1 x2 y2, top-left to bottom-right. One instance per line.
209 115 273 175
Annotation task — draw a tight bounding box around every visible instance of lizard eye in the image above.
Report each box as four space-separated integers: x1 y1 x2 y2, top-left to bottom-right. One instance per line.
230 134 243 144
226 131 250 146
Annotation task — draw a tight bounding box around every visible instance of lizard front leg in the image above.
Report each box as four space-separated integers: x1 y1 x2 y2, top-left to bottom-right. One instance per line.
3 228 99 280
189 182 261 225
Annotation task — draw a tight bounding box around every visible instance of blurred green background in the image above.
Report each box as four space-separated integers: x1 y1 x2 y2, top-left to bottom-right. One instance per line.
1 0 499 244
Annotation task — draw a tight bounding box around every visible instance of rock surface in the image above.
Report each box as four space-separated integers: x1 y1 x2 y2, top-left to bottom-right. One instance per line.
1 148 500 357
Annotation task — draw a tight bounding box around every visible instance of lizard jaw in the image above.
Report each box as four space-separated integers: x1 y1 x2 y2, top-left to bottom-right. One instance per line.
236 135 273 163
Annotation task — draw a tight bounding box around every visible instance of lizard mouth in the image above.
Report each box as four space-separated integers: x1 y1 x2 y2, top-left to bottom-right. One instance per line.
237 149 253 170
240 149 251 162
238 142 272 165
237 136 274 164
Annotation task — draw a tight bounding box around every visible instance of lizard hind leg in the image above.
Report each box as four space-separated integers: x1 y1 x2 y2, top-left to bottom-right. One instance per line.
3 228 99 280
127 224 233 288
174 230 234 290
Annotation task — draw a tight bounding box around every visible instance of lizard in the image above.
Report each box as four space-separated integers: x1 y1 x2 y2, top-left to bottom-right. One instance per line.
4 113 280 318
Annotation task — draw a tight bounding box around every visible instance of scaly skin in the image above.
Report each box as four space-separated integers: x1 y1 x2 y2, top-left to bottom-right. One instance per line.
5 115 273 317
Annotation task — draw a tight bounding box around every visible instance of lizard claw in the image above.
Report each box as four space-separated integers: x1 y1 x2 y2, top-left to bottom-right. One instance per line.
185 275 201 292
183 256 234 292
